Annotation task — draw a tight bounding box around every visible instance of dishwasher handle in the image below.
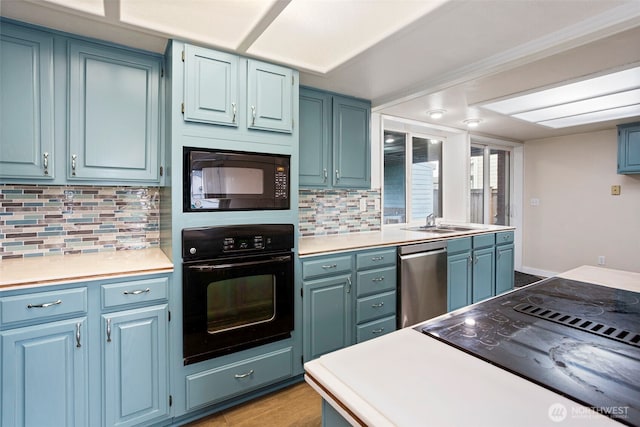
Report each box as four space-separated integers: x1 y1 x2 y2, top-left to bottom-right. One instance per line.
398 240 447 256
399 248 447 261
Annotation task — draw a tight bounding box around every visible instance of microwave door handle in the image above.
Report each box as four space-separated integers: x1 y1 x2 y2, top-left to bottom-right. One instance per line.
188 256 291 271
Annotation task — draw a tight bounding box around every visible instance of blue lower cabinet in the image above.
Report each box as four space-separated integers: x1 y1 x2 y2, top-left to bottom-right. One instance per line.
1 318 88 427
472 246 496 303
103 304 169 427
185 347 293 411
447 251 472 312
496 243 515 295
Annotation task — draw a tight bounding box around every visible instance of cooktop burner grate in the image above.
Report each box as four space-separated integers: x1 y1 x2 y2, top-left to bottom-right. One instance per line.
513 302 640 348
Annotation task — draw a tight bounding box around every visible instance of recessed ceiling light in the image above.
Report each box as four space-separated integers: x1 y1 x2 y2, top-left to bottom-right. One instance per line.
480 65 640 128
463 118 482 128
428 109 446 119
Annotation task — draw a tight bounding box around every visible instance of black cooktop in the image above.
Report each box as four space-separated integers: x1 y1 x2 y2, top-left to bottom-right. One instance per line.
419 277 640 426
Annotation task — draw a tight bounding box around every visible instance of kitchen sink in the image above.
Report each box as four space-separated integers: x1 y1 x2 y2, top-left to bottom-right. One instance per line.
404 224 485 233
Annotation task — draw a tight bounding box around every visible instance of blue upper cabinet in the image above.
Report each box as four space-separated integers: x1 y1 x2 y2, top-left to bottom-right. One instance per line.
299 88 371 189
618 122 640 174
299 88 331 186
247 59 294 133
0 23 55 180
333 96 370 188
68 39 161 182
184 45 239 126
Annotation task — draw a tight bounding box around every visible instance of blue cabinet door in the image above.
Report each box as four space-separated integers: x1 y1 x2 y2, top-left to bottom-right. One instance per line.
495 243 515 295
102 305 169 427
1 318 88 427
618 123 640 174
472 246 495 303
447 251 472 311
247 60 293 133
299 88 331 186
0 23 55 180
332 96 370 188
184 45 239 126
68 40 161 182
303 275 353 361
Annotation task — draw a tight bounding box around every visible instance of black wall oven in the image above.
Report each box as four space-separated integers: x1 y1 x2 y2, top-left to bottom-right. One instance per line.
182 224 294 365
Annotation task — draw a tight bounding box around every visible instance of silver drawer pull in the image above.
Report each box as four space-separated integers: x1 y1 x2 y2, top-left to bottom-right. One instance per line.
321 264 337 269
27 299 62 309
371 256 384 261
372 328 385 334
123 288 151 295
43 152 49 175
372 277 385 282
371 302 384 308
234 369 254 379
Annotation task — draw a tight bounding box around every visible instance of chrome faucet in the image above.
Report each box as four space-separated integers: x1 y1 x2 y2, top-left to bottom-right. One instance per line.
425 213 436 227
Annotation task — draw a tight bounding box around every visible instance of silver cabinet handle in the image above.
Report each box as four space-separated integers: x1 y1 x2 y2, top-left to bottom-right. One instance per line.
231 102 237 123
323 168 328 182
468 256 473 264
346 276 352 294
106 318 112 343
234 369 254 379
71 154 77 176
251 105 256 126
371 302 384 308
371 256 384 261
372 328 385 334
27 299 62 309
43 152 49 175
123 288 150 295
474 256 478 264
321 264 337 269
335 169 340 180
371 277 385 282
497 251 501 259
75 322 82 348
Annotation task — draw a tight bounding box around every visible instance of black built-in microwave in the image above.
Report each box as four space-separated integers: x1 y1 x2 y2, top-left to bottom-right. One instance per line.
184 147 290 212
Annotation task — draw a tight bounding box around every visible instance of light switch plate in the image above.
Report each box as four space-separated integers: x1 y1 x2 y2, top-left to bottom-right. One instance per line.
611 185 621 195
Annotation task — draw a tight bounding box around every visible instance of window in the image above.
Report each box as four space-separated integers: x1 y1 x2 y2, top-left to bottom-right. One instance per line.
383 130 442 224
470 144 510 225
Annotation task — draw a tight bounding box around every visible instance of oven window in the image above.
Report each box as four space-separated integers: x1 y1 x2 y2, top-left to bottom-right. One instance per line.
206 275 275 334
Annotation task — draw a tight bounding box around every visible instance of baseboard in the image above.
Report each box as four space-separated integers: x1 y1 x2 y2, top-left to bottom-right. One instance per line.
517 266 558 278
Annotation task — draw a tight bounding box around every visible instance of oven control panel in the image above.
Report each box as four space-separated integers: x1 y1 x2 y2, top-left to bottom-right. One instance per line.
182 224 294 260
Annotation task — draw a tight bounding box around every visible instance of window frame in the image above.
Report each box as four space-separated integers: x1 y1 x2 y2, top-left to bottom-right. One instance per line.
382 127 445 225
469 141 513 226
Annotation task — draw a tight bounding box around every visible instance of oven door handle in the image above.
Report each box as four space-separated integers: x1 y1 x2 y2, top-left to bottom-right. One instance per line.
188 255 291 271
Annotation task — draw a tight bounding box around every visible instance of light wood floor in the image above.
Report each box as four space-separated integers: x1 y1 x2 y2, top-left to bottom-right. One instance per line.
183 381 322 427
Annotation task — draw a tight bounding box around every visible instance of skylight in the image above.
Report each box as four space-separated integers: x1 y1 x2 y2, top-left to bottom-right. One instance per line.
481 66 640 128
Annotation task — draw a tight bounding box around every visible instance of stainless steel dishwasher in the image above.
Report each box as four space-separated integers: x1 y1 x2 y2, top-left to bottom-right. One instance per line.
397 240 448 328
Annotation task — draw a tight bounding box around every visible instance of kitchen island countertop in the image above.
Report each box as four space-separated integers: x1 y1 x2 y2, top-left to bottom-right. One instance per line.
304 266 640 426
0 248 173 290
299 223 514 256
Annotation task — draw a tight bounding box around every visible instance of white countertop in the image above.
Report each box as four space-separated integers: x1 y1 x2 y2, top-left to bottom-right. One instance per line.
299 223 514 256
0 248 174 290
304 266 640 427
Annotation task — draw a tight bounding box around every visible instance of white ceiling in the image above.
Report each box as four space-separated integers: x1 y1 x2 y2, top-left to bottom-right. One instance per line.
2 0 640 142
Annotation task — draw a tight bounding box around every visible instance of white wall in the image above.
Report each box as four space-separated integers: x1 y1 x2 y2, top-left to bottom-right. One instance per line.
523 128 640 275
442 132 469 222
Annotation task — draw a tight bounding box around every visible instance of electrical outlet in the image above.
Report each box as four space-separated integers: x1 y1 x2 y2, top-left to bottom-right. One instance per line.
598 256 605 265
530 198 540 206
611 185 621 195
360 198 367 212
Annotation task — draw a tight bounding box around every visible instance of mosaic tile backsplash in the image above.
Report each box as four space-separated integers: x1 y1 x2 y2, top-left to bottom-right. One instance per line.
299 189 381 237
0 185 159 259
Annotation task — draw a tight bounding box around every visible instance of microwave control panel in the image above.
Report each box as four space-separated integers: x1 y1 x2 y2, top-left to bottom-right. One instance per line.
275 167 288 199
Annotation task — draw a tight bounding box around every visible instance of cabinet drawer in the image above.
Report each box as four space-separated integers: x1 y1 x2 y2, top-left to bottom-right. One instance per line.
356 248 396 270
356 291 396 324
356 316 396 343
496 231 514 245
186 347 293 410
447 237 471 254
302 255 352 280
0 287 87 326
101 277 168 309
473 233 495 249
357 267 396 297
